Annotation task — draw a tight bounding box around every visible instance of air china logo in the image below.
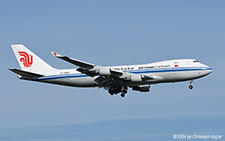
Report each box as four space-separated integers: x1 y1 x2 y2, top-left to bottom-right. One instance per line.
18 51 33 68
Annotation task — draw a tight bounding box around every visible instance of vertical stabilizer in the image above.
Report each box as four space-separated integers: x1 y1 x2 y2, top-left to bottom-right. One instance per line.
11 44 55 74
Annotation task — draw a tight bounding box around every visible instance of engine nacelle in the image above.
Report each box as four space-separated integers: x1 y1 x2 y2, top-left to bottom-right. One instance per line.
99 68 111 76
132 85 150 92
130 75 143 82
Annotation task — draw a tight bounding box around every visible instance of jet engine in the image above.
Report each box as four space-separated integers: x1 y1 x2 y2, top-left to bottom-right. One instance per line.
130 75 143 82
99 68 111 76
132 85 150 92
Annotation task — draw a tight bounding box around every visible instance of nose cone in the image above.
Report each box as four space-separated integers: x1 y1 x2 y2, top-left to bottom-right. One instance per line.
204 67 213 76
197 62 212 78
200 62 212 75
207 67 213 74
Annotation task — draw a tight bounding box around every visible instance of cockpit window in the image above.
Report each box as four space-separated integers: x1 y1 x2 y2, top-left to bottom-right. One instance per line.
193 60 199 63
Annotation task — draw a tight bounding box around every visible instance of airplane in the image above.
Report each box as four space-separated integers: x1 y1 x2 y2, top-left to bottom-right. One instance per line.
9 44 212 97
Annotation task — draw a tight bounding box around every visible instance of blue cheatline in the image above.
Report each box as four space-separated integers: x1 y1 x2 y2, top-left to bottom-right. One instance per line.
37 67 212 81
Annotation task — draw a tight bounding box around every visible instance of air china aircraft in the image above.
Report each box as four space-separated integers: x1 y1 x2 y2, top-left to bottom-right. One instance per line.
9 44 212 97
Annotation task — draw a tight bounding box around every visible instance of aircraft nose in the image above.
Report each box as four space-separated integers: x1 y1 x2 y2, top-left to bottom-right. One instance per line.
206 67 213 75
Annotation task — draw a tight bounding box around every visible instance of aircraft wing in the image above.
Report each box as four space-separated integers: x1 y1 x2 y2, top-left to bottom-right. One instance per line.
51 51 96 69
52 51 102 76
51 51 124 77
51 51 161 86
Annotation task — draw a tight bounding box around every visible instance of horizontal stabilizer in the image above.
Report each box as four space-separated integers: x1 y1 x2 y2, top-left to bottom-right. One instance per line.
9 68 44 78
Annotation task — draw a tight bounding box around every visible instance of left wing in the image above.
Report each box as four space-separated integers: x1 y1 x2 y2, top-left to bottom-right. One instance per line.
51 51 96 69
51 51 160 86
51 51 101 76
51 51 124 77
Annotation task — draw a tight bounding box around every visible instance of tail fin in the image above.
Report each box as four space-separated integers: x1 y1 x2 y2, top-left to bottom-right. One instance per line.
11 44 55 74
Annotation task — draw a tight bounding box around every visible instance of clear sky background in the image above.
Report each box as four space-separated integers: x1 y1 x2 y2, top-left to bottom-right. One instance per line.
1 0 225 140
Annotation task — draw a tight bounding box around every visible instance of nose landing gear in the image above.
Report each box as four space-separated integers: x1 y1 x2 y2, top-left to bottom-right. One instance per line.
189 80 194 89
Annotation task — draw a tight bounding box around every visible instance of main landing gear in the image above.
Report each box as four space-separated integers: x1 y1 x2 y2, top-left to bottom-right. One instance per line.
108 85 128 97
120 92 126 97
189 80 194 89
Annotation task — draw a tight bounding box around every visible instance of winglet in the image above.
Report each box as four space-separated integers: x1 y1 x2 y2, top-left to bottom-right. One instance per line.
51 51 62 57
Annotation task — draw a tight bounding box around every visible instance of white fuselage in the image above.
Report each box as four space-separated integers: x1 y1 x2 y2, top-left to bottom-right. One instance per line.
10 44 213 96
34 59 212 87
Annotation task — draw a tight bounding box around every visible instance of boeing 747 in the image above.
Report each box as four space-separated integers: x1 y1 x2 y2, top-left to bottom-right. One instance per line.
9 44 212 97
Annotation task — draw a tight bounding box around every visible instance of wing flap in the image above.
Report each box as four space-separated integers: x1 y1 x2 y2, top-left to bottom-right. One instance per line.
94 76 119 86
110 69 123 76
76 67 97 77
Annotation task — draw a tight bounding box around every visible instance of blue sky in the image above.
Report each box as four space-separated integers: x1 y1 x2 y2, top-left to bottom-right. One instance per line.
1 0 225 140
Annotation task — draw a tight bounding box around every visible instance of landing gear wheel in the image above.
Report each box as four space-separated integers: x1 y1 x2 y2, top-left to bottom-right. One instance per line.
121 93 125 97
108 88 115 95
189 85 193 89
189 80 194 90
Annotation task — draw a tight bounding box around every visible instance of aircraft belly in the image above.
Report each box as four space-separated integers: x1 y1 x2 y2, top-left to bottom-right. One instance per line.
42 77 99 87
158 70 208 82
70 77 99 87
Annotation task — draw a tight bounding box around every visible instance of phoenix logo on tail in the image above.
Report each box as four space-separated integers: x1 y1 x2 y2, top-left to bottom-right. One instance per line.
18 51 33 68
